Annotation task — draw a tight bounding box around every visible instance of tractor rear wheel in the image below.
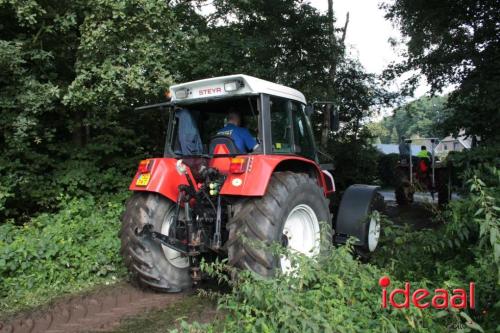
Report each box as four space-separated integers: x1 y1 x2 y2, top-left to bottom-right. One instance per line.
395 167 413 206
120 192 191 292
226 172 331 277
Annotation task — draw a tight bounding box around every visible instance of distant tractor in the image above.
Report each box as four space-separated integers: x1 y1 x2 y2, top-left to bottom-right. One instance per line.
394 139 451 206
120 75 385 291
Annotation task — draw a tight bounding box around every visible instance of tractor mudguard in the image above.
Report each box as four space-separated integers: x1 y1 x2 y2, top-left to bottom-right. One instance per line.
129 158 189 203
334 184 381 247
218 155 330 196
129 156 331 201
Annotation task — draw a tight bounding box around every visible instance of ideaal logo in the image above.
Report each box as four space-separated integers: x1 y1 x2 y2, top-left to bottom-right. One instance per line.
379 276 475 309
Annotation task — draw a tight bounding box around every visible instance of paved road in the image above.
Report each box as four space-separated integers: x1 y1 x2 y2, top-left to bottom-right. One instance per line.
379 190 459 203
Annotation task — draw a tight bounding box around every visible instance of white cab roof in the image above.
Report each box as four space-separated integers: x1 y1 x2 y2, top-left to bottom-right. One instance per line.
170 74 306 104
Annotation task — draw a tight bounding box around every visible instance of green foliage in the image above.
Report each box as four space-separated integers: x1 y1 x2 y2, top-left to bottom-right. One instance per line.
365 122 390 144
0 193 127 313
383 0 500 142
0 135 140 220
373 95 448 144
0 0 188 219
447 146 500 171
175 0 337 101
178 246 468 333
377 153 400 187
446 145 500 192
325 130 382 190
373 166 500 331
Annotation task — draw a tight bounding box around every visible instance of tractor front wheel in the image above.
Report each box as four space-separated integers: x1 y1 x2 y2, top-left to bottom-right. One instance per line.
226 172 331 277
120 193 191 292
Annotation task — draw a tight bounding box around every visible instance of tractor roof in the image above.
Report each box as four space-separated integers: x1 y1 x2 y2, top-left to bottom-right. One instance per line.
170 74 306 104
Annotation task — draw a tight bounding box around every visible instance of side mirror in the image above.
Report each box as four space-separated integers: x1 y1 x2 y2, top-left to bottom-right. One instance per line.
330 108 340 132
311 101 339 132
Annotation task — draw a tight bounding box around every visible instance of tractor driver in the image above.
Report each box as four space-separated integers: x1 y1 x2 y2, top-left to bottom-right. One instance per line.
217 110 258 153
417 146 432 160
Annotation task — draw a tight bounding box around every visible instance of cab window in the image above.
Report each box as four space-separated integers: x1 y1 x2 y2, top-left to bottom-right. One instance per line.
291 102 316 160
270 96 293 153
269 96 315 160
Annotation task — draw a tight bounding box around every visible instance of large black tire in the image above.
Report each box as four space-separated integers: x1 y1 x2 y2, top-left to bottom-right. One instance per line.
119 192 191 292
334 185 385 257
226 172 331 278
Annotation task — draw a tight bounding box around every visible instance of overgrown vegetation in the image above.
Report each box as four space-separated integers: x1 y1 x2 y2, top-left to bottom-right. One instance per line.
383 0 500 143
374 165 499 331
0 193 127 314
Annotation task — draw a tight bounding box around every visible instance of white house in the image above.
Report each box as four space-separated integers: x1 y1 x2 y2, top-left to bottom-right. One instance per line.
435 133 472 156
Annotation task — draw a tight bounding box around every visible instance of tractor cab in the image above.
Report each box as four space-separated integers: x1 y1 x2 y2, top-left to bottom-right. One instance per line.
132 75 326 194
165 74 318 161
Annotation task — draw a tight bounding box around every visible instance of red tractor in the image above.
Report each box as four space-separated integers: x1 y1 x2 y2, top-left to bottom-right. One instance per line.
120 75 385 291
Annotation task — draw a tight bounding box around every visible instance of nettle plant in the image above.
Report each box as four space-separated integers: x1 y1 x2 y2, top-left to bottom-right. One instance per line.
176 238 470 333
373 165 499 331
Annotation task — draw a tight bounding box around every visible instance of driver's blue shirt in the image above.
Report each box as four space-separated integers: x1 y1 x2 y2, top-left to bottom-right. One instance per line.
217 123 257 153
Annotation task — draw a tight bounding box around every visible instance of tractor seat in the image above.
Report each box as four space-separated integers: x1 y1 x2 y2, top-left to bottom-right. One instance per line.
209 135 240 155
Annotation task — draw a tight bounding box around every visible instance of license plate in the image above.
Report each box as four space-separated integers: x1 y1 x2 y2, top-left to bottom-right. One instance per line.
136 173 151 186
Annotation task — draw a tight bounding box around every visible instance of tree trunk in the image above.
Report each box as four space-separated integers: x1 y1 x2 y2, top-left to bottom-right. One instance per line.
71 110 85 147
321 4 349 147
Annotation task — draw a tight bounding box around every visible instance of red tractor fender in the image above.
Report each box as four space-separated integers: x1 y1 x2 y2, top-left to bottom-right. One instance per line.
219 155 333 196
129 155 333 202
129 158 189 203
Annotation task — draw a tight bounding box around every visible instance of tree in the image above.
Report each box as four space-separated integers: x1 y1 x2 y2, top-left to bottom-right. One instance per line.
177 0 341 99
373 95 448 143
382 0 500 142
0 0 394 219
0 0 191 218
321 0 349 146
366 122 389 144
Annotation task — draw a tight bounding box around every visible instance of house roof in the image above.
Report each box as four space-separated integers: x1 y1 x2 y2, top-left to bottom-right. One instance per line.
170 74 307 104
375 144 422 155
438 135 472 149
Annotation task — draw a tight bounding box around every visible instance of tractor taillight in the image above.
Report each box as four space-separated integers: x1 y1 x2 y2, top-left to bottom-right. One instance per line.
138 159 153 173
229 157 248 174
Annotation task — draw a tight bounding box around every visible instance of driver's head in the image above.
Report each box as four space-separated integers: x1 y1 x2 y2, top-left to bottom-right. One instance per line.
227 108 241 126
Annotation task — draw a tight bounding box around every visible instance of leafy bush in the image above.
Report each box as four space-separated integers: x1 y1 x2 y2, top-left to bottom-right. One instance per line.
446 145 500 192
176 245 471 333
0 193 127 313
373 165 499 331
325 136 382 190
0 134 141 222
377 153 400 187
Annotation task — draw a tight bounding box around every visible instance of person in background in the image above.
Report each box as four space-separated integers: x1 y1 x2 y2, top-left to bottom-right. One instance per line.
398 136 411 161
417 145 432 160
217 110 258 153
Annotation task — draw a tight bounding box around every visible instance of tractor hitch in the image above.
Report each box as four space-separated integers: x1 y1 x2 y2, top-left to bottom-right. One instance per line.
137 224 199 256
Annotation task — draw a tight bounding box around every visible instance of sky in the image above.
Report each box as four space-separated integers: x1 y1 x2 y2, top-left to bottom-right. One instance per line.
309 0 398 76
308 0 433 99
199 1 447 104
